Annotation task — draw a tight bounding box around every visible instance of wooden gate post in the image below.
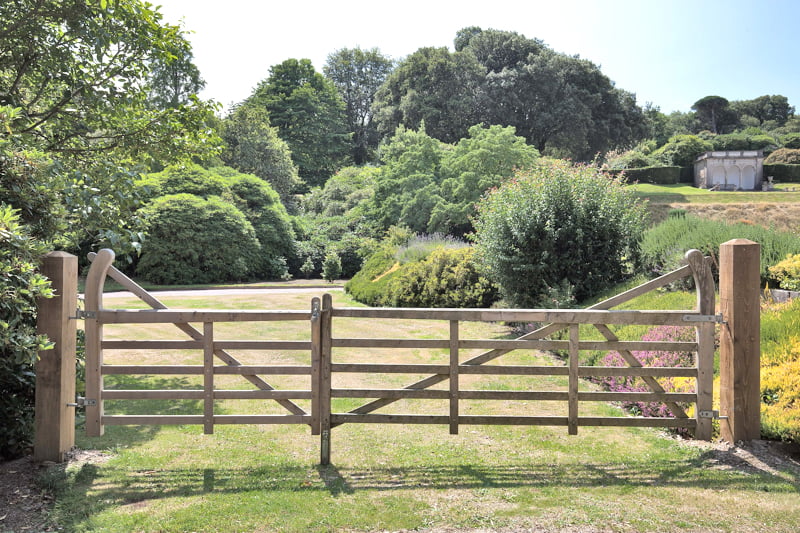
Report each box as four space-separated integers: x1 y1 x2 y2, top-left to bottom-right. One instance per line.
319 293 333 465
34 251 78 462
719 239 761 443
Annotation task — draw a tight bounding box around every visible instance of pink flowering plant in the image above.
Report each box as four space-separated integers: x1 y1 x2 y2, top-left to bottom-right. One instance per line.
592 325 696 418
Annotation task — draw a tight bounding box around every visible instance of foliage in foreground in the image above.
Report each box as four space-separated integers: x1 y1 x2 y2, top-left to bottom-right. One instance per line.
760 297 800 443
472 160 649 308
0 206 53 459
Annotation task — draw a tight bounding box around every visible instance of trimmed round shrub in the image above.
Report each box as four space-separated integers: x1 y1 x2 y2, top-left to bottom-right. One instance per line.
220 170 296 279
472 160 649 308
782 132 800 149
137 164 229 200
386 247 498 308
764 148 800 165
136 194 261 284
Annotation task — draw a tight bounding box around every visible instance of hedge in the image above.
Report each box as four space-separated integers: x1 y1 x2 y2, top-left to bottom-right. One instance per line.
764 164 800 183
610 166 683 185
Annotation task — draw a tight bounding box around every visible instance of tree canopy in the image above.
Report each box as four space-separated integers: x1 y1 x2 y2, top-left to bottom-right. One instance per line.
246 59 351 188
0 0 218 165
372 28 647 159
324 47 393 164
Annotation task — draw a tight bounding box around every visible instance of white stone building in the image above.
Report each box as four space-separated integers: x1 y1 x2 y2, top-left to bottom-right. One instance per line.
694 150 764 190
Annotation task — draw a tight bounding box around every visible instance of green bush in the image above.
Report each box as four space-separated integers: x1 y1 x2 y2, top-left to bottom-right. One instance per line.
322 251 342 282
652 135 712 167
137 164 229 200
344 245 400 306
472 160 649 308
760 298 800 443
219 169 296 279
618 166 681 184
763 148 800 165
763 163 800 183
136 194 261 284
782 132 800 149
386 247 498 308
640 214 800 282
0 205 53 459
768 253 800 291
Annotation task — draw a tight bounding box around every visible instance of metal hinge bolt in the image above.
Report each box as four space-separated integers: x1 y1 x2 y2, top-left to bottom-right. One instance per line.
66 397 97 408
699 410 728 420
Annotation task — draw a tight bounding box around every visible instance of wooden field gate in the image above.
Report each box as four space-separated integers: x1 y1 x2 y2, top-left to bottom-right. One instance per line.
34 241 762 464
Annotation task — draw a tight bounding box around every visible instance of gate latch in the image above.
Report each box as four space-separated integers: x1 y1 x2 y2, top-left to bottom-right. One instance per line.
67 397 97 408
699 410 727 420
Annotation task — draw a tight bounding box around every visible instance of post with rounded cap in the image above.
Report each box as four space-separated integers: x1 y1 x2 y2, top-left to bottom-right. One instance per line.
719 239 761 443
34 252 78 462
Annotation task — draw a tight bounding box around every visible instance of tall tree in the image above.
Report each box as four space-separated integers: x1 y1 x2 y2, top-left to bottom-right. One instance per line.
692 95 737 134
731 95 795 128
324 47 393 165
372 47 484 144
248 59 350 188
148 37 205 109
220 105 300 202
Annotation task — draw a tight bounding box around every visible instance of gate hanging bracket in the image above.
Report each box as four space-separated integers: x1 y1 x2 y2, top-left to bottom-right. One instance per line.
66 397 97 408
699 410 728 420
682 314 724 323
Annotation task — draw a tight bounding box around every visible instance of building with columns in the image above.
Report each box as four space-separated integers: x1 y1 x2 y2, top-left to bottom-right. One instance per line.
694 150 765 190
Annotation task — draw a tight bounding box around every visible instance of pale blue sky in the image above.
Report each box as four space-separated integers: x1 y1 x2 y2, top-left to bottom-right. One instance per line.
157 0 800 116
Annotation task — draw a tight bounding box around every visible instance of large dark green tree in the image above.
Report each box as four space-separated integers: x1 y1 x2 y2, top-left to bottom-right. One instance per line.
373 28 647 160
247 59 350 188
372 47 484 144
691 96 738 134
731 95 794 129
324 47 393 164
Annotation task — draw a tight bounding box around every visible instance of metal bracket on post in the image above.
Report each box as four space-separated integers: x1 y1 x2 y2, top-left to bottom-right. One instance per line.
682 314 724 323
66 397 97 408
699 410 727 420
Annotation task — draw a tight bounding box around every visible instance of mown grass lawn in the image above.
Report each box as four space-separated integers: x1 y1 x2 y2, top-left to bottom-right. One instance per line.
44 288 800 532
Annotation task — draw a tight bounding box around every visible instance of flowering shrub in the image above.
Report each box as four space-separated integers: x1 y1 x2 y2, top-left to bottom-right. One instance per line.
592 326 695 418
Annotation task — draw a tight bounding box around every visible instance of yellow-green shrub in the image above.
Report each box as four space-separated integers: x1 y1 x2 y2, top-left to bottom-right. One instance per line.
769 253 800 291
760 298 800 442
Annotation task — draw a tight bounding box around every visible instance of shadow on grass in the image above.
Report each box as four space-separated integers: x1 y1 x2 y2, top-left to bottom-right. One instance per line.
76 376 204 452
45 446 799 530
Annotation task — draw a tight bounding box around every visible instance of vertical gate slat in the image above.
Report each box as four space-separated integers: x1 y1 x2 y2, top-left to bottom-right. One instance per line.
204 322 214 434
449 320 459 435
310 297 321 435
568 324 579 435
319 294 333 465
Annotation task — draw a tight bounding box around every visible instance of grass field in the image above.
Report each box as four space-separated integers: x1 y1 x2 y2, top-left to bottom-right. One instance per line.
43 289 800 532
628 183 800 230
